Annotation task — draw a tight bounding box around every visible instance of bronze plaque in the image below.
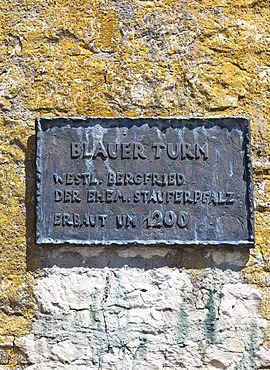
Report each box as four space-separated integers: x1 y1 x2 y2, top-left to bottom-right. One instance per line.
36 117 254 246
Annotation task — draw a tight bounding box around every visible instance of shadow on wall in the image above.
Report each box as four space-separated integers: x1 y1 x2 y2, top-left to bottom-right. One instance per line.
25 135 250 271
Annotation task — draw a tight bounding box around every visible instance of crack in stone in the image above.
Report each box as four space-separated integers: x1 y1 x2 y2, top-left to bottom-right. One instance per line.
101 273 113 353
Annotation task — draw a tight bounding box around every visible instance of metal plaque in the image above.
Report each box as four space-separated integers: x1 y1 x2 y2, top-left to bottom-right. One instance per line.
36 117 254 246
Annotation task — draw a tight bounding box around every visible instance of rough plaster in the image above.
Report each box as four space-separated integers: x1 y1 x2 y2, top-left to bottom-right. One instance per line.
0 0 270 368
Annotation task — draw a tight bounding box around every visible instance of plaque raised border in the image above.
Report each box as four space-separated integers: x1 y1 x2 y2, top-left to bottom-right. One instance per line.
36 117 254 246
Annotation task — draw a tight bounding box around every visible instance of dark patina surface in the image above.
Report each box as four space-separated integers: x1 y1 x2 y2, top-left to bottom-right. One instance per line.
36 117 254 246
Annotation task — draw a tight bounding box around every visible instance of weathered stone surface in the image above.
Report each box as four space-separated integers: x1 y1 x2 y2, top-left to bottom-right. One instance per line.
0 0 270 368
16 267 267 369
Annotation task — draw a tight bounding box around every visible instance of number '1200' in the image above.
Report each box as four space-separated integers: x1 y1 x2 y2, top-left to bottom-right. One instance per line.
144 210 188 228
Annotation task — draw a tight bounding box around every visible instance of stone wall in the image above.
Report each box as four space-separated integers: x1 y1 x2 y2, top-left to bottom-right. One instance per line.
0 0 270 369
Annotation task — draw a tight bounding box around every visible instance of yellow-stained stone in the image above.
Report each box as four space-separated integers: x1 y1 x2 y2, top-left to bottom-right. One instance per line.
1 0 270 367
